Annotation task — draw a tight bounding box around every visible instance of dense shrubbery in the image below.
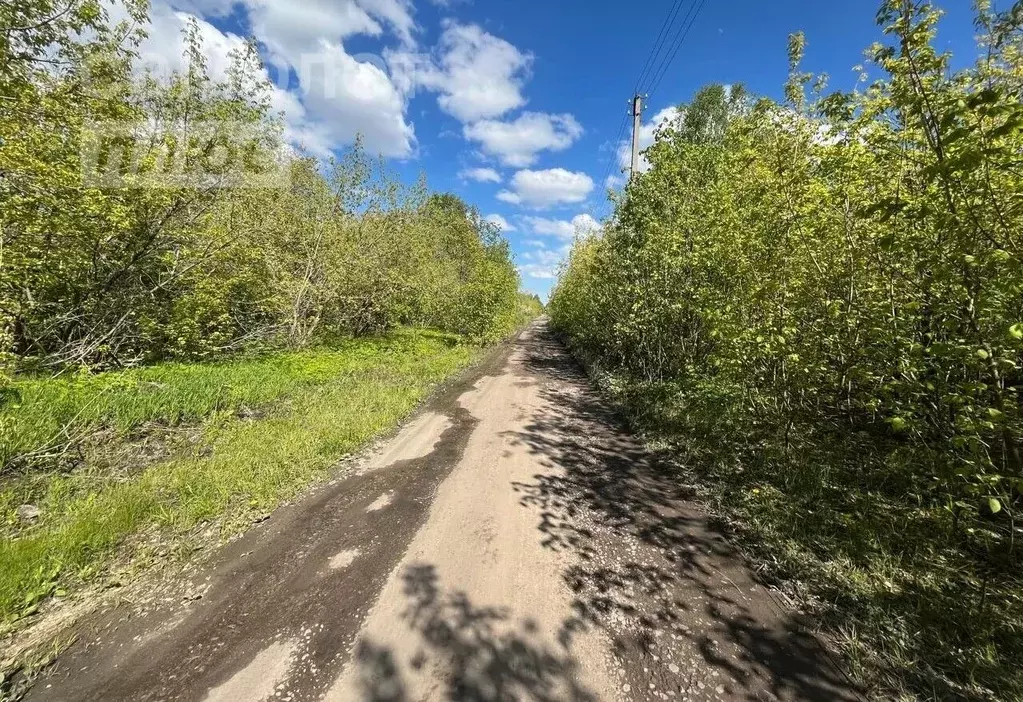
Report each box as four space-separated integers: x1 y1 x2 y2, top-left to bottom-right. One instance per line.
0 0 528 378
552 2 1023 698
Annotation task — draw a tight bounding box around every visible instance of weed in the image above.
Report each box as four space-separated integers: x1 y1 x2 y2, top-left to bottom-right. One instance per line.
0 329 476 628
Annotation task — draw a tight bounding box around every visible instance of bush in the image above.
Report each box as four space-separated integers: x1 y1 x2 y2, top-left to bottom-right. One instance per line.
0 5 531 372
551 2 1023 698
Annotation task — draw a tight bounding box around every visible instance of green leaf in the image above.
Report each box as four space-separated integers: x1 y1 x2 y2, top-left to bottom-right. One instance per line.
988 497 1002 515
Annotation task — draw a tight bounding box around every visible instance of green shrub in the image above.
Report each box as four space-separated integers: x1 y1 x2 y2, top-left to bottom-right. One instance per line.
551 2 1023 698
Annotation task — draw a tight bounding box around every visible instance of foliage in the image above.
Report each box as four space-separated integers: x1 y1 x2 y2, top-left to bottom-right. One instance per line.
0 0 529 374
515 292 545 329
550 2 1023 699
1 334 433 471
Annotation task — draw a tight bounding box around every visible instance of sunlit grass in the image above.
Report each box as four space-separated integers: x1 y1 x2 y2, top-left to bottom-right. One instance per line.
0 329 477 626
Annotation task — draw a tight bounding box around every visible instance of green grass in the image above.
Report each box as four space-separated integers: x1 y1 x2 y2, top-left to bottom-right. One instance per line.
0 330 477 628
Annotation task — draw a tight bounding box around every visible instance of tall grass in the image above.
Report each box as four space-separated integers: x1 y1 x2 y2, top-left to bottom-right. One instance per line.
0 330 475 626
1 335 436 469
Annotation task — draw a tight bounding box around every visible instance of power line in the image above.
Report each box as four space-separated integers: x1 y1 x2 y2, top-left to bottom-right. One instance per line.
645 0 703 96
646 0 707 97
596 0 705 221
602 0 687 202
632 0 689 94
596 110 630 217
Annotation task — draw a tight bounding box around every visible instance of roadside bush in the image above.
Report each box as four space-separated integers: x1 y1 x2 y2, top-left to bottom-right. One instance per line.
551 2 1023 698
0 1 528 372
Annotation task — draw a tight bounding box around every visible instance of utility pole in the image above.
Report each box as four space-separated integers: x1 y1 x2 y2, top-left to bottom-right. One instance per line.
630 94 643 181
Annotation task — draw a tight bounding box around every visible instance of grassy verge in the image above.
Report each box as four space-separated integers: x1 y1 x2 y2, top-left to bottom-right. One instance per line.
0 330 477 629
572 356 1022 702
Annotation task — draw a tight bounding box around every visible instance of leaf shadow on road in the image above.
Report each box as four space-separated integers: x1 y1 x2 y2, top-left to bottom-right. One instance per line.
502 325 862 702
350 563 599 702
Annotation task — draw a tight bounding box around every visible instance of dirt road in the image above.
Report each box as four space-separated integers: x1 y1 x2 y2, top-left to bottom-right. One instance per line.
28 321 859 702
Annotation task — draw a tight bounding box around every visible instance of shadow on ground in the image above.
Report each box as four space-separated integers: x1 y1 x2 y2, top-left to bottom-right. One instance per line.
348 325 859 702
502 325 860 701
353 564 598 702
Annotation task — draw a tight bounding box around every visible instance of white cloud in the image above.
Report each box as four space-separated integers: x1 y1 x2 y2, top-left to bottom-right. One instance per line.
464 112 582 168
517 247 565 280
132 6 244 79
298 41 415 158
523 217 572 238
460 167 502 183
125 0 572 166
523 213 599 240
572 213 600 234
497 168 594 209
484 213 515 231
129 8 324 158
617 105 681 174
356 0 417 46
391 21 530 123
605 173 625 190
131 0 418 159
250 0 416 66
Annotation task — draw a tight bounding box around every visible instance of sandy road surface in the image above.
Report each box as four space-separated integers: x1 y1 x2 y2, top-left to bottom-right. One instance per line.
28 321 860 702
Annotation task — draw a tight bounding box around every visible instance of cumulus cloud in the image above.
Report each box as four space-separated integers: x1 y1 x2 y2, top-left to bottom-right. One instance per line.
516 214 596 280
251 0 416 66
385 20 584 171
390 20 531 123
127 7 324 158
523 213 600 240
460 167 502 183
484 213 515 231
497 168 594 209
130 0 419 159
517 246 567 280
297 42 416 157
128 0 573 166
464 112 582 168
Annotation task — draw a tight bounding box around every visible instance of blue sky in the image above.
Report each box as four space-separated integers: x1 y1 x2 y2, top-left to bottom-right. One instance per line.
131 0 981 299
